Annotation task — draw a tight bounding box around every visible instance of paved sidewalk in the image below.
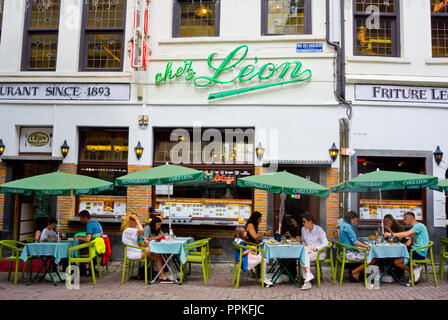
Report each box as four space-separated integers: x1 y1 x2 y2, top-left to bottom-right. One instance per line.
0 262 446 300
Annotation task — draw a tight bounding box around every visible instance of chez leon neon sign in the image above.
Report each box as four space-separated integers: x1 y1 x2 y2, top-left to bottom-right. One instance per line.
155 45 312 100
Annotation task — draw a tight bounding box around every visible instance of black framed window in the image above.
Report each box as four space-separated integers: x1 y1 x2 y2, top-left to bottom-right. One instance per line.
261 0 311 36
431 0 448 57
78 128 129 197
0 0 4 43
22 0 61 71
353 0 400 57
173 0 220 37
80 0 126 71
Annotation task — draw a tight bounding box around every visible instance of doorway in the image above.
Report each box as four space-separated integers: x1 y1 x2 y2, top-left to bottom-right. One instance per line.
10 162 55 240
273 167 321 233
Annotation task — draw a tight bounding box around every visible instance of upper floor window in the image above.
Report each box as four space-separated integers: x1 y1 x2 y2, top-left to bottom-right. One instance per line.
80 0 126 71
0 0 4 43
22 0 61 71
262 0 312 36
173 0 220 37
431 0 448 57
354 0 400 57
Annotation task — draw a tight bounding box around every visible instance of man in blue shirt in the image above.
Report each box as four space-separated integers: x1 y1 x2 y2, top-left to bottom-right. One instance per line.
74 210 104 277
339 211 376 282
384 211 428 284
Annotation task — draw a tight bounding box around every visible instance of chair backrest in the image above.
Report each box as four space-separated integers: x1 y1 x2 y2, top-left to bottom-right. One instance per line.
0 240 24 258
441 237 448 255
24 238 39 243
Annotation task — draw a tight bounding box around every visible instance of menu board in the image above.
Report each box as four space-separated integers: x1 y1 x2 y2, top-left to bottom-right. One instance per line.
359 199 423 220
156 198 252 221
78 196 127 216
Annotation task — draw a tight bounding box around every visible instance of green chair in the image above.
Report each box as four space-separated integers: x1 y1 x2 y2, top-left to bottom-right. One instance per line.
121 243 153 285
68 241 102 285
440 237 448 281
187 238 212 277
24 238 39 243
232 241 264 289
180 240 209 285
314 241 335 287
409 241 438 287
334 241 368 287
0 240 34 285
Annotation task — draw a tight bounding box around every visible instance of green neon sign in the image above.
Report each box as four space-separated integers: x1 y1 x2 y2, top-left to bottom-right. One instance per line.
155 45 312 100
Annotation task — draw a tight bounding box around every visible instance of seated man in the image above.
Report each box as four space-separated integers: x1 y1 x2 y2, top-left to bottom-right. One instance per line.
339 210 376 282
384 211 428 284
40 217 58 242
74 210 103 276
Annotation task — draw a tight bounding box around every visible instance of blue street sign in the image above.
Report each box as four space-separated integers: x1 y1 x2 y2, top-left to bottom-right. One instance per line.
296 43 323 53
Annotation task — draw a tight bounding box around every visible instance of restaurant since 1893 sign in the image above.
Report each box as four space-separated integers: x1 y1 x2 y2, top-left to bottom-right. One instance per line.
0 83 130 101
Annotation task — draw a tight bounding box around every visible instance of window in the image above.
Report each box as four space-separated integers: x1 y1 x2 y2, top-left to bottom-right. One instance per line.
173 0 220 37
431 0 448 57
78 128 129 197
353 0 400 57
357 156 426 222
153 128 254 165
80 0 126 71
0 0 4 43
262 0 311 35
22 0 61 71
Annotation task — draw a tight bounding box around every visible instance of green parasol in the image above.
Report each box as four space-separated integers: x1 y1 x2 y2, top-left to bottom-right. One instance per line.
331 169 438 234
429 179 448 193
237 171 330 233
115 164 211 237
0 171 114 196
0 171 114 241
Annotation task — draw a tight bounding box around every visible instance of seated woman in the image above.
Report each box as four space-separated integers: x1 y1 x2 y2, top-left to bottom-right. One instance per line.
40 217 58 242
244 211 272 244
233 227 272 286
121 214 173 283
384 214 404 241
143 216 165 241
280 215 302 282
300 214 329 290
338 210 376 282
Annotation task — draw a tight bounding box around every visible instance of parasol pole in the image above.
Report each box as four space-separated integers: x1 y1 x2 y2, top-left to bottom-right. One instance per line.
278 188 286 234
379 188 384 236
168 183 173 239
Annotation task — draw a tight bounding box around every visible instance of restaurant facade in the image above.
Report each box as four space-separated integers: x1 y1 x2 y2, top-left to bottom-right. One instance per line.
0 0 446 260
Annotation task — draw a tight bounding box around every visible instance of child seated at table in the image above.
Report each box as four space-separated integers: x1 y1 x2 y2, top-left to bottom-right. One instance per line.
40 217 58 242
233 227 263 276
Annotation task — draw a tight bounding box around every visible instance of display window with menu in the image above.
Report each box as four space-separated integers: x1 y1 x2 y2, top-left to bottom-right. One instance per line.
153 127 256 224
357 156 427 223
76 128 129 217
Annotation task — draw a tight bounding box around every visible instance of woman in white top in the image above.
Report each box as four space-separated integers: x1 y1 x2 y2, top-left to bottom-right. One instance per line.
121 214 173 283
299 214 329 290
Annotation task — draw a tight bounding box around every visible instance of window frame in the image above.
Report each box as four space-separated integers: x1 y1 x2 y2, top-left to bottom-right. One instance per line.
352 0 401 57
21 0 61 71
172 0 221 38
79 0 127 72
0 0 4 43
261 0 312 36
431 0 448 58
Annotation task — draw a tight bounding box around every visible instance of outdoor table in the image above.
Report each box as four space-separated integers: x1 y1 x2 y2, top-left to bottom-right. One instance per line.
262 239 307 286
361 239 410 285
149 237 194 284
20 240 79 286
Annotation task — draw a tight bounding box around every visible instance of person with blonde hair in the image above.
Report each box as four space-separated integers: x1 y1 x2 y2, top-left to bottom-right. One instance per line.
121 213 173 283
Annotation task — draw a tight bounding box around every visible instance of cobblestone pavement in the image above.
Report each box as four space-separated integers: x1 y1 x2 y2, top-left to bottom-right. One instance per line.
0 262 447 300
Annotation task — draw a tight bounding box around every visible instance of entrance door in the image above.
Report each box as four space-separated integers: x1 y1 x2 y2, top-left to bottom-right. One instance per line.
13 162 53 240
273 167 321 233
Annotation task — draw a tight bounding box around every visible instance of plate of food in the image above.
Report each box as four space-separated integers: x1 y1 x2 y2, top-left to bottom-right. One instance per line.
268 240 278 245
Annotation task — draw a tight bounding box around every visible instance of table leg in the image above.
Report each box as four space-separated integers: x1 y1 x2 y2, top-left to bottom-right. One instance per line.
26 257 46 286
150 254 175 284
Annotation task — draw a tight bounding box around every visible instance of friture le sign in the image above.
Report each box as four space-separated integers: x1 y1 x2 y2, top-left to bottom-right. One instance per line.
355 84 448 104
0 83 130 100
154 45 313 100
